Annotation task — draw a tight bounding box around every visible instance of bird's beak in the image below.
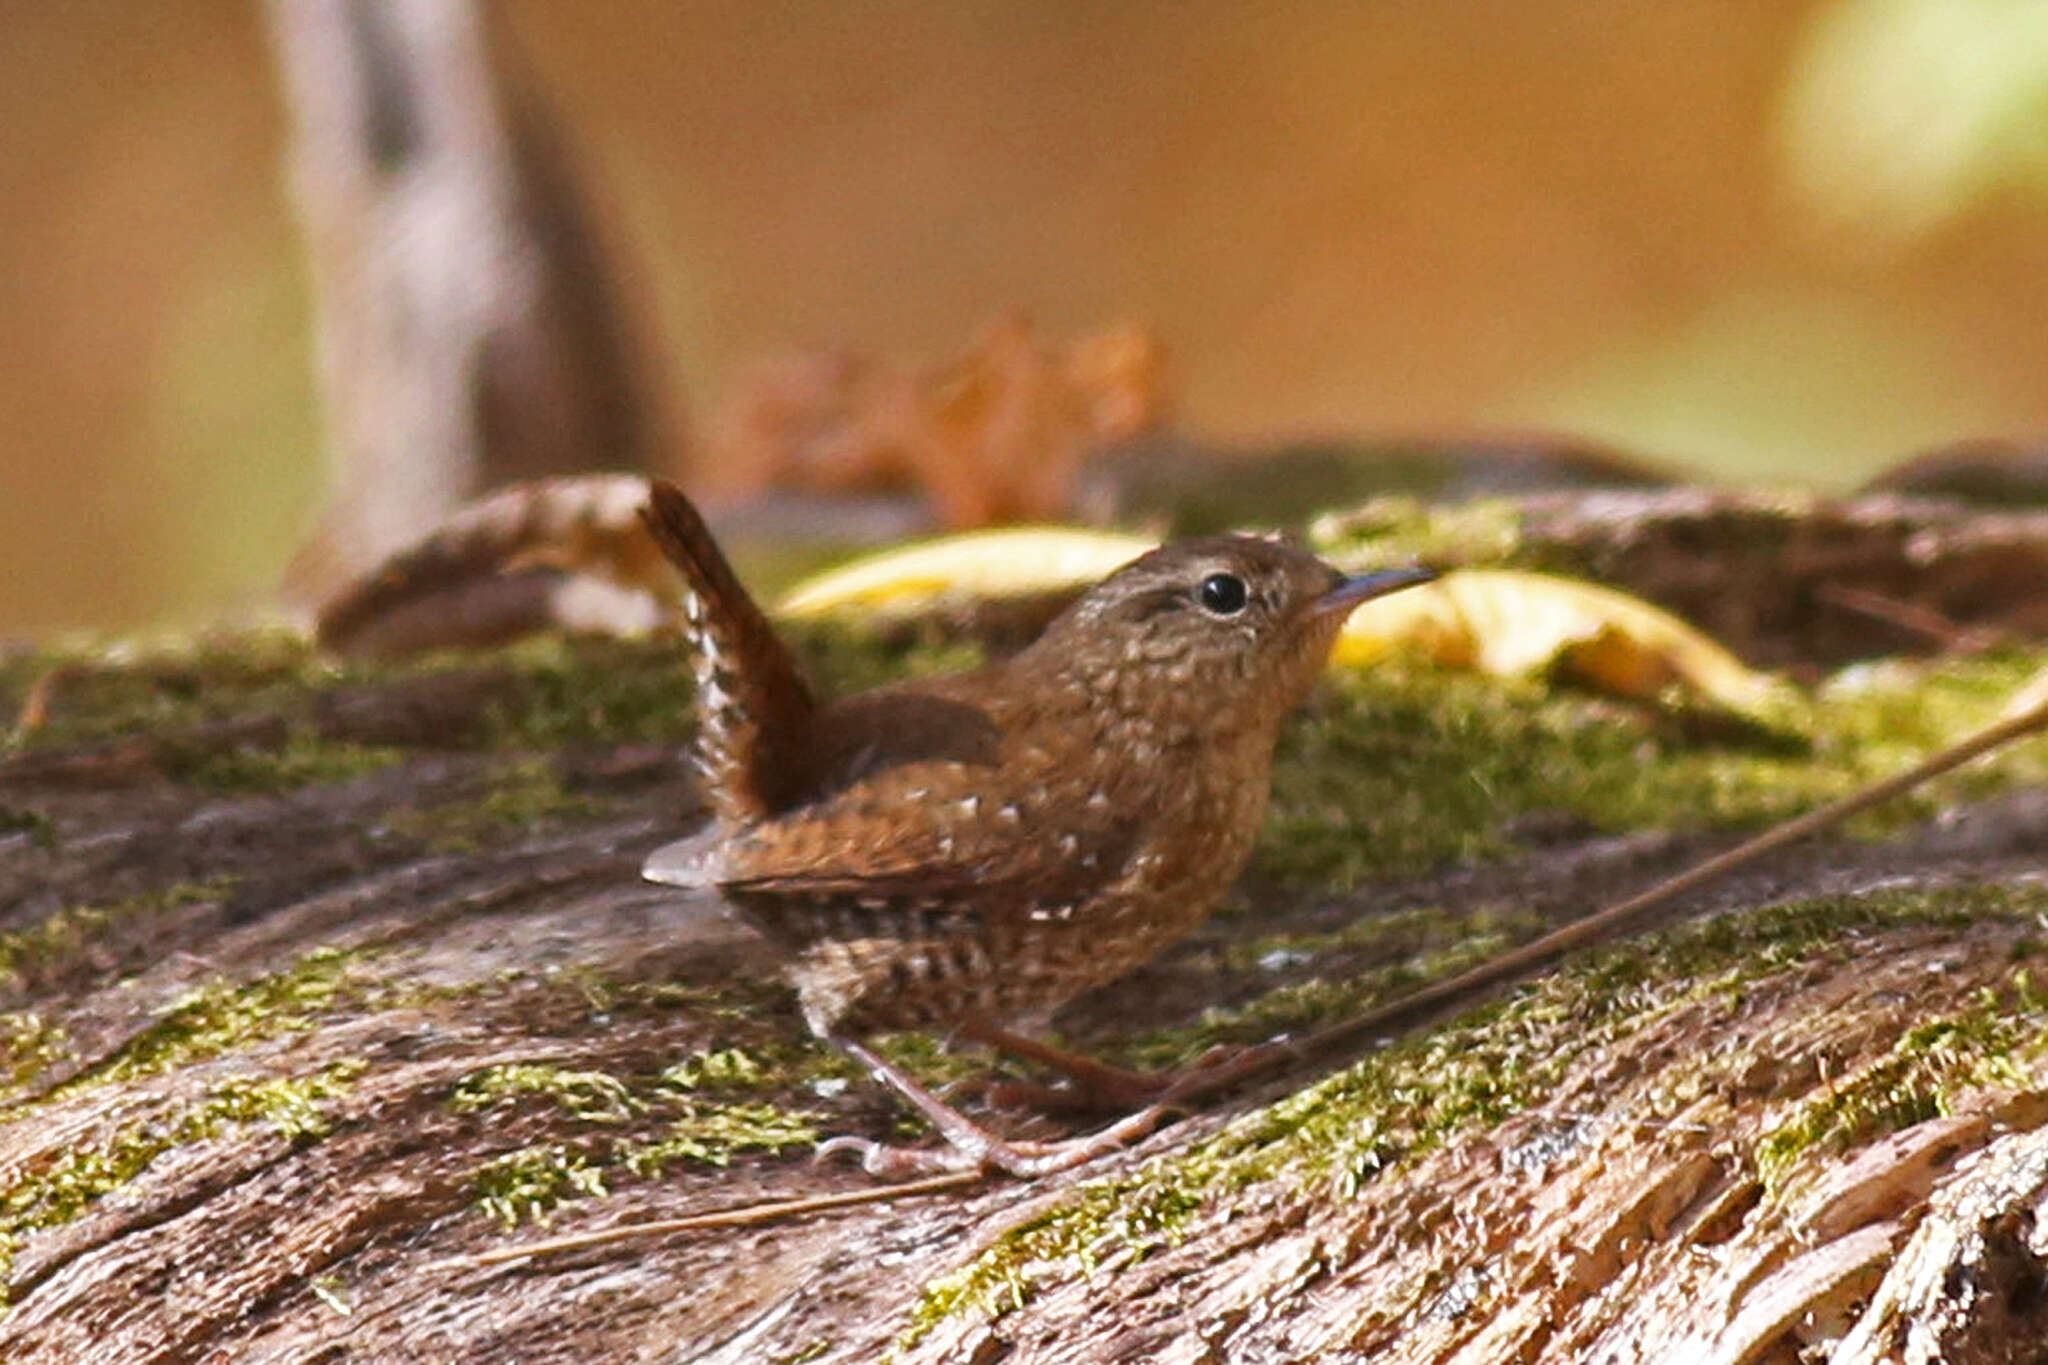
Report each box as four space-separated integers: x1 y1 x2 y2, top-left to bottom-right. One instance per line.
1314 566 1438 616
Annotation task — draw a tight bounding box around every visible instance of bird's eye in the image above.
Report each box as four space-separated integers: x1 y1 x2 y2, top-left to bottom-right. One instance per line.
1198 572 1248 615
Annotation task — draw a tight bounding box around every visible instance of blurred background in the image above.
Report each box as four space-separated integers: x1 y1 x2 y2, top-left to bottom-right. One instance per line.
6 0 2048 636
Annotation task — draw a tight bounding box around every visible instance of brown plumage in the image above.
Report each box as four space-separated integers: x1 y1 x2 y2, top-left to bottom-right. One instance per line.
639 481 1434 1176
638 483 817 823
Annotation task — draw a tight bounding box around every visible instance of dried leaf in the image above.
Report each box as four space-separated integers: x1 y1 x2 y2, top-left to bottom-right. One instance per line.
320 475 1783 720
1336 569 1781 712
776 540 1774 713
704 312 1168 528
774 528 1155 618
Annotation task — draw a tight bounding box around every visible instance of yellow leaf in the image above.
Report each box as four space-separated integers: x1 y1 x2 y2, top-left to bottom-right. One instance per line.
1336 569 1779 712
776 536 1776 713
774 528 1156 617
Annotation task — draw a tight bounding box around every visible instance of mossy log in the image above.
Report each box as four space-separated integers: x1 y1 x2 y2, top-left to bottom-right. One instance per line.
2 504 2047 1361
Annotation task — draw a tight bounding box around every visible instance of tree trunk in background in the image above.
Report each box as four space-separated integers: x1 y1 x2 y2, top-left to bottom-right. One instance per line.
268 0 665 611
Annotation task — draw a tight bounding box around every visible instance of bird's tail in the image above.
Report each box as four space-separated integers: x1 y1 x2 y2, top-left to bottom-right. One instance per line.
640 481 817 823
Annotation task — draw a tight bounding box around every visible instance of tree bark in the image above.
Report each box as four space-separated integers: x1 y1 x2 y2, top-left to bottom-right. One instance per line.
0 496 2044 1362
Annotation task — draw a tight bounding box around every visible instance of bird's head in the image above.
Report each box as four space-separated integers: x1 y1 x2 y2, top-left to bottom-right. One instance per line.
1026 535 1435 725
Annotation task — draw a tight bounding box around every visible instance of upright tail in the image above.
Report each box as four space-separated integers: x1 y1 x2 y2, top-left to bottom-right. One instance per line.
640 481 817 824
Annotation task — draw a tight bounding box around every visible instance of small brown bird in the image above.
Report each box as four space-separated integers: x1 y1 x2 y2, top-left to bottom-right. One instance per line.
640 481 1434 1176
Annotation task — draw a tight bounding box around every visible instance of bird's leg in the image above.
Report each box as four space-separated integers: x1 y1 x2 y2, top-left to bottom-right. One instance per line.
955 1021 1172 1112
817 1033 1176 1179
960 1020 1304 1114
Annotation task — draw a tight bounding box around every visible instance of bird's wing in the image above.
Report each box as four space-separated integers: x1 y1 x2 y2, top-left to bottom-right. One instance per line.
649 757 1144 923
640 481 817 823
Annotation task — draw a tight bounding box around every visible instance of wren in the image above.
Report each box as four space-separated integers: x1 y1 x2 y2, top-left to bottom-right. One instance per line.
638 481 1434 1177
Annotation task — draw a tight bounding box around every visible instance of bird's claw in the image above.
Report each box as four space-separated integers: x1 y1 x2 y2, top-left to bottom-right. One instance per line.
815 1102 1179 1180
816 1135 982 1179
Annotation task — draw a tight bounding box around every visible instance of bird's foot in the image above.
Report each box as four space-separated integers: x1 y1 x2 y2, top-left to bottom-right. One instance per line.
817 1102 1177 1179
975 1036 1304 1115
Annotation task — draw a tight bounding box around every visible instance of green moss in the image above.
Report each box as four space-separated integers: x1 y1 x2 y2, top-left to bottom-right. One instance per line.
0 631 337 753
466 1095 826 1228
563 970 798 1031
0 1060 364 1300
0 906 113 995
1212 902 1531 976
161 727 404 793
1754 976 2048 1187
450 1063 641 1124
1308 495 1529 569
473 636 697 750
0 1014 71 1104
1113 906 1532 1073
658 1047 769 1092
870 1032 989 1091
388 758 605 852
0 621 977 792
0 878 237 996
472 1144 612 1229
465 1099 819 1228
202 1061 369 1139
3 634 648 789
613 1103 820 1177
450 626 975 754
1259 650 2048 888
0 807 54 852
0 635 410 793
902 884 2048 1344
85 946 370 1089
450 1051 822 1226
0 945 385 1131
785 618 988 697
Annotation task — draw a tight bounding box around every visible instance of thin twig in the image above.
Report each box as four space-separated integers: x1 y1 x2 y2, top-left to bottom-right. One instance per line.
1815 583 2008 654
1256 672 2048 1076
445 1171 982 1269
1154 669 2048 1108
